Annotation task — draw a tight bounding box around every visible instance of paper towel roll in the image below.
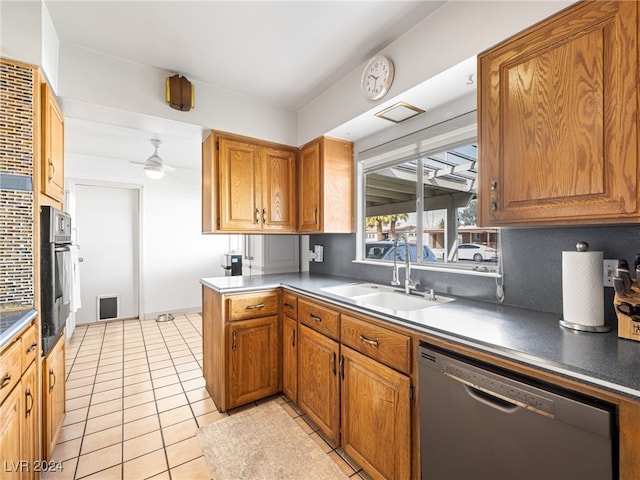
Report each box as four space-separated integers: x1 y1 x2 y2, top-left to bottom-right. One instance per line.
562 250 604 327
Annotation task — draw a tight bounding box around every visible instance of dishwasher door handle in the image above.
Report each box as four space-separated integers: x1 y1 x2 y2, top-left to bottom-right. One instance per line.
444 372 521 415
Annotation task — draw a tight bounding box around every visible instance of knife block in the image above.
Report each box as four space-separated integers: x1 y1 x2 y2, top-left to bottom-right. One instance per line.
613 282 640 342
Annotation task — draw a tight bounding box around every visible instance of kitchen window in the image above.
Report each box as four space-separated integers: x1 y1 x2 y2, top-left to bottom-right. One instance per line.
355 112 500 276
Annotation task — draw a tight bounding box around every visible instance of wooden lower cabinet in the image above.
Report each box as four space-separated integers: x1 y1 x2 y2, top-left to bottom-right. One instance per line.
0 321 40 479
297 323 340 444
0 385 22 479
21 362 37 480
202 286 282 412
43 335 65 460
341 346 411 480
282 315 298 402
227 315 280 409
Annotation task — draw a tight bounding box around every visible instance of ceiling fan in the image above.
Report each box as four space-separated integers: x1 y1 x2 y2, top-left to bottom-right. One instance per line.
131 139 176 179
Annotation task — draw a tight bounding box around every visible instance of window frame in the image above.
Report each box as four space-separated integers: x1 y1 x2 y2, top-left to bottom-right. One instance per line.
354 116 501 278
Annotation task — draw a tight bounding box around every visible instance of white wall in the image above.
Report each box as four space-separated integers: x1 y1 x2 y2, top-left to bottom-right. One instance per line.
57 43 299 146
65 153 231 318
1 1 43 67
298 0 574 144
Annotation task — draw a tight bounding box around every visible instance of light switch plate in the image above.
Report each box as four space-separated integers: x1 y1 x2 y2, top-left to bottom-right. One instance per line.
603 259 617 287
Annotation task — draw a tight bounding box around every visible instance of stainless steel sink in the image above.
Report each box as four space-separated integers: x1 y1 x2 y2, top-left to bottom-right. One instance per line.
321 282 454 313
321 282 396 298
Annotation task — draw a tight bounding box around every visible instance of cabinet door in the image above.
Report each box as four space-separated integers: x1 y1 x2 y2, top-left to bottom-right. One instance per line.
298 140 321 232
297 324 340 444
0 385 22 479
21 362 37 480
43 336 65 460
282 316 297 402
41 82 65 203
218 137 262 231
341 346 410 480
262 147 296 231
227 315 279 409
478 1 638 226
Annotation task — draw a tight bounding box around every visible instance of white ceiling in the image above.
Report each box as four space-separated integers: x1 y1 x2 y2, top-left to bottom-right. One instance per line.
44 0 477 172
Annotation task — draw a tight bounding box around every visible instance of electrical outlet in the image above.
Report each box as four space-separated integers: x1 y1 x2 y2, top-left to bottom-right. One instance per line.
603 259 617 287
313 244 324 262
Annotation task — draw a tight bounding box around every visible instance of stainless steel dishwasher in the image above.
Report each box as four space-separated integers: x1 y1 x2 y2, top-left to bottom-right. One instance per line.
418 343 616 480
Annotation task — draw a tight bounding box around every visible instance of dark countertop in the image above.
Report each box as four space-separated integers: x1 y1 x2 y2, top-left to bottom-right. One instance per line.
0 309 37 349
201 272 640 402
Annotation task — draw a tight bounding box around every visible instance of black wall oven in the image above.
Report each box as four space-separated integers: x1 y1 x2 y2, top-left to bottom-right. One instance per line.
40 206 72 356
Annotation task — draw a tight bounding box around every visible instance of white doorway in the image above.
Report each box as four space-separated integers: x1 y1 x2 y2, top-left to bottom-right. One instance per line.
71 182 142 325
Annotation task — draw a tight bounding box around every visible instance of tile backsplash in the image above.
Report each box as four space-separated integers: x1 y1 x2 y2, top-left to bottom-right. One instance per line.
0 60 35 307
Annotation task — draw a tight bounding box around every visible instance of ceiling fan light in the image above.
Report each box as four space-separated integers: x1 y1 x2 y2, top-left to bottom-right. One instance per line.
144 165 165 179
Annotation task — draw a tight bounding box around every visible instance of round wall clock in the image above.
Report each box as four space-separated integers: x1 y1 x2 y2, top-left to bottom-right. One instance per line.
361 55 395 101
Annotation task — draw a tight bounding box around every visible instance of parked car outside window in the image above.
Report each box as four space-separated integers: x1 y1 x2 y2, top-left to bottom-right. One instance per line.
366 241 437 262
457 243 498 262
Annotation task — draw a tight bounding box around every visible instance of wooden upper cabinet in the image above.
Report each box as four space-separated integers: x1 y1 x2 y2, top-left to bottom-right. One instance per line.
478 1 638 226
298 136 354 233
262 147 297 231
218 137 262 231
41 81 65 203
202 131 297 233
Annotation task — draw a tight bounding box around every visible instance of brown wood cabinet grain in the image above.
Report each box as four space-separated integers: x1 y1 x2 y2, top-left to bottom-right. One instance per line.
298 136 354 233
298 297 340 340
297 323 340 444
202 131 297 233
0 320 40 479
341 346 410 480
202 287 282 412
40 81 65 204
0 385 22 479
43 334 65 461
341 314 410 374
282 315 298 402
21 362 37 480
218 137 262 231
227 315 280 409
478 0 638 226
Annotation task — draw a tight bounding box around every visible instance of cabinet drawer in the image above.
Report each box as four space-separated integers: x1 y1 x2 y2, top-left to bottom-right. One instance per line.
0 340 21 404
298 298 339 340
341 314 410 374
227 291 279 321
21 323 38 372
282 292 298 320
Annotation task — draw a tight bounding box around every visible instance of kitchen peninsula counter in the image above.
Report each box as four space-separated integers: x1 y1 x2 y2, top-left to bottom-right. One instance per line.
201 272 640 402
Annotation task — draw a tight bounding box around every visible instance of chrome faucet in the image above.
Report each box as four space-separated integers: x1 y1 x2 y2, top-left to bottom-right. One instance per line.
391 234 417 294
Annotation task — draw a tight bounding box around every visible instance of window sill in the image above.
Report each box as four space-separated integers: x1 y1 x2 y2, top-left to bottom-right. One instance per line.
351 259 502 278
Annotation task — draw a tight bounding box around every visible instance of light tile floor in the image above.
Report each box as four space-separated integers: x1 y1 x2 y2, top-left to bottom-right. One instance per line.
44 313 367 480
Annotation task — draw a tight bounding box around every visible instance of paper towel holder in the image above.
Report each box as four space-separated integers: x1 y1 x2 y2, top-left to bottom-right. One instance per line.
560 241 612 333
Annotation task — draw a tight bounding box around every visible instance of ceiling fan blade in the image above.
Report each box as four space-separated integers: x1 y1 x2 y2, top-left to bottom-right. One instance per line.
130 161 146 166
164 165 176 172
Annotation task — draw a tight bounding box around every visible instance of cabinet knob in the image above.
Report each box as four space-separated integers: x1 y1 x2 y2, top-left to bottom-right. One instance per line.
255 209 260 224
309 313 322 323
491 201 498 212
491 181 498 191
0 374 11 389
262 208 267 225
